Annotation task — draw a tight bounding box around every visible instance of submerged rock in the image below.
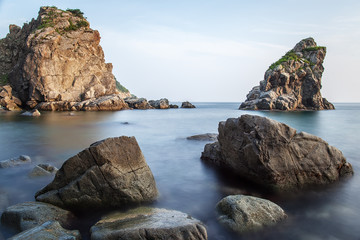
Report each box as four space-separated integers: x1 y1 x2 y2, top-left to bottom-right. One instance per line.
90 207 208 240
201 114 353 191
35 136 158 211
187 133 218 141
8 221 80 240
21 109 40 116
0 155 31 168
149 98 170 109
1 202 75 233
240 38 334 111
181 101 196 108
169 104 179 108
29 163 58 177
216 195 286 233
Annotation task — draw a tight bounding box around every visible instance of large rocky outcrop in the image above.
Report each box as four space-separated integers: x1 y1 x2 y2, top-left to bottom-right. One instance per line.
216 195 286 233
201 115 353 191
0 7 130 109
35 136 158 211
240 38 334 110
90 207 208 240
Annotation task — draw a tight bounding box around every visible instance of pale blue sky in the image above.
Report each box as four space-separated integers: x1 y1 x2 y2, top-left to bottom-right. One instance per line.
1 0 359 102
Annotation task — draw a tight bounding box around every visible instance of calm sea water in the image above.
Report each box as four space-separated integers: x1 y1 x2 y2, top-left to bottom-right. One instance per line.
0 103 359 240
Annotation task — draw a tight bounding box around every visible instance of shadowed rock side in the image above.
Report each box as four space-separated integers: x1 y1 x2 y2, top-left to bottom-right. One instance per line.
0 7 130 110
35 136 158 211
90 207 208 240
216 195 287 233
201 115 353 191
240 38 334 110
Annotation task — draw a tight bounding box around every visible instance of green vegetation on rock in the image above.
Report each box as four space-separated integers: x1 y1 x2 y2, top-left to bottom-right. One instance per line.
116 80 129 93
66 9 84 18
268 50 311 70
0 74 8 86
303 46 326 52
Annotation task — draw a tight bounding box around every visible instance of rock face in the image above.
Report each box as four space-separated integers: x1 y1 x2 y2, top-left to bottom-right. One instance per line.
8 221 81 240
216 195 286 233
181 101 196 108
90 207 208 240
0 155 31 168
240 38 334 111
0 7 130 109
149 98 170 109
201 115 353 191
35 136 158 211
1 202 75 233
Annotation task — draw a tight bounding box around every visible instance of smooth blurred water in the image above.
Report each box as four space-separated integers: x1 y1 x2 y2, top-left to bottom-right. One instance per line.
0 103 359 239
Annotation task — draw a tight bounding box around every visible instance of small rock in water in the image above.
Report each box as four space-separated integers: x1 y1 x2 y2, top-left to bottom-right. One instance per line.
7 221 81 240
0 155 31 168
181 101 196 108
29 164 58 177
216 195 287 233
90 207 208 240
187 133 218 141
21 109 40 117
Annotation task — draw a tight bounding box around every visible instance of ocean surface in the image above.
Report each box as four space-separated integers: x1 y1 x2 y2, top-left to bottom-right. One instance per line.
0 102 359 240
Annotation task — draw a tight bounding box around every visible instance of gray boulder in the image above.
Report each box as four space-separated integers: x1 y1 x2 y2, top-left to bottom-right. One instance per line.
35 136 158 211
8 221 80 240
169 104 179 108
124 97 152 109
29 164 58 177
181 101 196 108
187 133 218 141
0 155 31 168
216 195 287 233
201 114 353 191
1 202 75 233
148 98 170 109
90 207 207 240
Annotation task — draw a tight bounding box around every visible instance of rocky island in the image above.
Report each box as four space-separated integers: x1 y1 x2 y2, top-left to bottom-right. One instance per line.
240 38 334 111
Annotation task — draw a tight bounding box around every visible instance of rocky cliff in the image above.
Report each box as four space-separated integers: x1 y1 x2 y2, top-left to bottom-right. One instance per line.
0 6 129 110
240 38 334 111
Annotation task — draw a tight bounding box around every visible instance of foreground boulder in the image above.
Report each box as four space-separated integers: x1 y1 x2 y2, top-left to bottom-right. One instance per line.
201 115 353 191
90 207 207 240
8 221 80 240
240 38 334 110
216 195 286 233
0 155 31 168
149 98 170 109
0 85 22 111
0 6 130 109
1 202 75 233
181 101 196 108
35 136 158 211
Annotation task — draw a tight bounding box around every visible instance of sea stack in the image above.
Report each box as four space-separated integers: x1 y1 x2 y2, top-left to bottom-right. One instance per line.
0 6 130 110
240 37 334 111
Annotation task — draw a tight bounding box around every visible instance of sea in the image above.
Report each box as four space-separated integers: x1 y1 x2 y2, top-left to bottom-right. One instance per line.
0 102 359 240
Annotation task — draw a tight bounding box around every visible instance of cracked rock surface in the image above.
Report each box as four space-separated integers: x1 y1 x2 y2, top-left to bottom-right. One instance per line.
90 207 208 240
35 136 158 211
201 114 353 191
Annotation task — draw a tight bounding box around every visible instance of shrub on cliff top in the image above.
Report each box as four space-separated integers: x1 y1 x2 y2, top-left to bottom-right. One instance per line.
66 8 84 18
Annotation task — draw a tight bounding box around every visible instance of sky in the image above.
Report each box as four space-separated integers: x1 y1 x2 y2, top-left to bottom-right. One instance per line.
0 0 359 102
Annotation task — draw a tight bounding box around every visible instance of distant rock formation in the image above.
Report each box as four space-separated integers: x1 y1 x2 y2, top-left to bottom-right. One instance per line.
201 115 353 191
240 38 334 111
181 101 196 108
0 7 130 110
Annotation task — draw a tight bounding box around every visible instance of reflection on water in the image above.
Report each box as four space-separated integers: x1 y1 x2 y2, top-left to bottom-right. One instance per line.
0 103 360 239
